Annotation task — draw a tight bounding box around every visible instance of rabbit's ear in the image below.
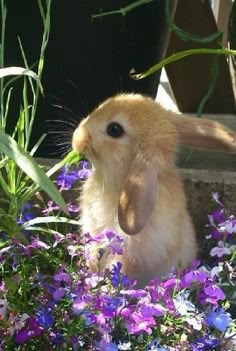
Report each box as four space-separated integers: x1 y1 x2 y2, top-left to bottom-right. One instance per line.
170 114 236 153
118 149 158 235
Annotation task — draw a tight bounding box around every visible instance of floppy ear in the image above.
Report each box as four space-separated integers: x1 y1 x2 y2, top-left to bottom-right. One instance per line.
170 114 236 153
118 149 159 235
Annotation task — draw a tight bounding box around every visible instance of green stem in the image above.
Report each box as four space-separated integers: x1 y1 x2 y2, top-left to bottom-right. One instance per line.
197 55 220 116
25 0 51 152
165 0 221 43
91 0 153 19
130 47 236 79
0 0 7 129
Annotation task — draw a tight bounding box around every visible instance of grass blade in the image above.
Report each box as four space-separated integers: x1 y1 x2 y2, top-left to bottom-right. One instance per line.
22 216 80 228
0 66 43 94
0 129 68 213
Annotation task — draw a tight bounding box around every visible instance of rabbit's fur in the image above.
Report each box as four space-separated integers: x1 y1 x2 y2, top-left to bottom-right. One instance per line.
72 94 236 286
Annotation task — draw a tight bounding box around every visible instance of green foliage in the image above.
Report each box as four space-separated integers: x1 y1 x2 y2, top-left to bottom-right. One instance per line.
0 0 82 241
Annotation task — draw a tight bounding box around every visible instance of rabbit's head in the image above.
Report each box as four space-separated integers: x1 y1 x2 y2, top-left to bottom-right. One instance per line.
72 94 177 235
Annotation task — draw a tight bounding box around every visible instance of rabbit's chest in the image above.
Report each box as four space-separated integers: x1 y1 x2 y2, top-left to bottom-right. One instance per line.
80 184 119 235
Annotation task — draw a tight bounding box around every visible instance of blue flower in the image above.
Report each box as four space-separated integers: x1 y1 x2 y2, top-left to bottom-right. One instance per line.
36 306 54 329
110 262 130 288
192 335 219 351
146 340 169 350
99 339 118 351
101 295 125 318
206 307 232 332
56 167 79 190
17 202 35 224
50 331 63 345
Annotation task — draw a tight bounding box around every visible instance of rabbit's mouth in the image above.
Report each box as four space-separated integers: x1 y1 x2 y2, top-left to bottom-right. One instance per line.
72 125 92 157
72 127 100 167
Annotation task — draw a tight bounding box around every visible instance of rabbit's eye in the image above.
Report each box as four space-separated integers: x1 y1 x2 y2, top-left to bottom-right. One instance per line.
106 122 124 138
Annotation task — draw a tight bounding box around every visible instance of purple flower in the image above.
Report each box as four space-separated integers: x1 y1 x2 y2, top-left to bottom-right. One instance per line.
77 160 91 180
181 264 208 288
210 208 225 223
53 287 67 301
203 282 225 301
209 227 223 240
120 289 147 299
0 280 6 292
17 238 50 256
15 329 30 344
139 302 167 318
199 280 225 305
31 238 50 250
67 202 80 213
104 230 124 255
126 311 156 335
56 166 79 190
206 307 232 332
15 317 42 344
54 270 72 285
73 296 91 314
42 200 60 215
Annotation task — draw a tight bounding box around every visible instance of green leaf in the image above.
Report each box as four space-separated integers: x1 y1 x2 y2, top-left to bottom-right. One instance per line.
0 66 43 94
130 48 236 80
46 150 82 178
21 226 64 235
22 216 80 228
0 130 68 213
16 150 82 210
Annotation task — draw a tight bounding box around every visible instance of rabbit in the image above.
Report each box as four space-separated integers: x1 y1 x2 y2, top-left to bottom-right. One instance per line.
72 93 236 287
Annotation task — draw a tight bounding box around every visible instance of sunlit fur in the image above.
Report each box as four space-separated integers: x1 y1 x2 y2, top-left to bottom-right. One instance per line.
72 93 236 287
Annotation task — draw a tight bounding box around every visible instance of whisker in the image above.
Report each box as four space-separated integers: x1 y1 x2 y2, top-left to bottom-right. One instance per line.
48 133 72 141
47 118 77 128
67 79 90 116
113 73 124 93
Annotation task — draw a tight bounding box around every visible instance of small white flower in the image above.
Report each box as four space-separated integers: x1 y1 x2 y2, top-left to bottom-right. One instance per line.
207 214 215 227
118 341 132 350
212 192 223 206
67 244 80 257
225 221 236 234
173 292 195 315
9 313 29 336
211 263 223 277
0 298 8 318
186 314 203 331
210 241 231 257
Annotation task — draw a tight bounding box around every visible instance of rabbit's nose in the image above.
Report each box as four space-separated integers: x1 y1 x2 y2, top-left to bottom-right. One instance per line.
72 125 90 155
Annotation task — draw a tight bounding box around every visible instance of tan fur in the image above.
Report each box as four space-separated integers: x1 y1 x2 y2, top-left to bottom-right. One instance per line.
170 114 236 152
72 94 236 287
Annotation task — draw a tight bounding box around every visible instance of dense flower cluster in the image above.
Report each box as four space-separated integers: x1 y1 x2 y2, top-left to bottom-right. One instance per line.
0 163 235 350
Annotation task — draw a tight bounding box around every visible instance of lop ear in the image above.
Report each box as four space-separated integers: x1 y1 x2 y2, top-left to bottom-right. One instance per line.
170 114 236 153
118 150 158 235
